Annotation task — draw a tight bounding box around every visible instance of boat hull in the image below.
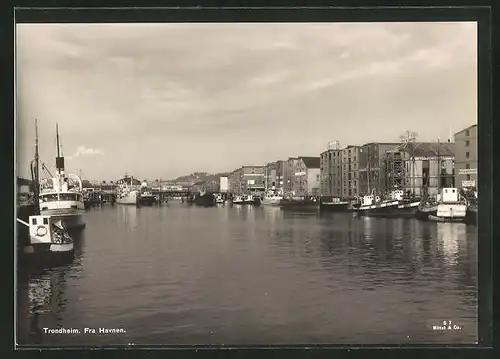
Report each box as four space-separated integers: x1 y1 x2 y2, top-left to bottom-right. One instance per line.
116 191 140 205
261 197 282 206
465 207 477 226
139 195 156 206
319 201 351 212
354 201 420 218
280 199 319 212
194 195 215 207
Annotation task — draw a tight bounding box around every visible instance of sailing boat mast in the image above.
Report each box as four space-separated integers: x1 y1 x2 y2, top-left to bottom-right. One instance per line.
437 138 441 192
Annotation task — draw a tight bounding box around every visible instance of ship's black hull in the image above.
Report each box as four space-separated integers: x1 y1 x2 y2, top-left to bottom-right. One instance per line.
465 208 477 226
319 202 351 213
354 202 420 218
194 195 216 207
415 206 438 221
139 196 156 206
280 199 319 212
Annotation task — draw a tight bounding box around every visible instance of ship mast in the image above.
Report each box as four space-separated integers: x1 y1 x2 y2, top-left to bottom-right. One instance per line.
33 118 40 214
55 123 65 176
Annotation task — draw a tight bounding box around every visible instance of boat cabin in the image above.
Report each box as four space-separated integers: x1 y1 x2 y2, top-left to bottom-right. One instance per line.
390 190 404 201
361 194 381 206
439 187 461 204
40 192 84 203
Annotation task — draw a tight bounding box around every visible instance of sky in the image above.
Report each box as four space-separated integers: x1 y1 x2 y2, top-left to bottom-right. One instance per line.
15 22 477 181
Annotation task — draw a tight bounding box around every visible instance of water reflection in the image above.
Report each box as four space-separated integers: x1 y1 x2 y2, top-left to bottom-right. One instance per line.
119 205 138 229
436 223 466 268
17 205 478 345
18 264 71 345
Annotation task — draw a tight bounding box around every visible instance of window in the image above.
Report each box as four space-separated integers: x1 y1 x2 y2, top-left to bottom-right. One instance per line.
465 140 470 147
466 174 471 181
441 160 446 166
466 164 470 169
43 218 49 224
31 218 37 225
465 130 470 136
465 152 470 158
316 174 320 181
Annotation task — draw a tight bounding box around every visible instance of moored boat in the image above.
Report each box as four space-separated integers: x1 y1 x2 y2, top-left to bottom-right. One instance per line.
18 215 74 258
353 190 420 218
319 196 351 212
139 182 156 206
280 196 320 211
214 193 225 204
243 194 256 205
38 124 86 230
193 191 216 207
17 119 75 263
232 195 244 205
116 175 140 206
426 187 467 223
261 189 283 206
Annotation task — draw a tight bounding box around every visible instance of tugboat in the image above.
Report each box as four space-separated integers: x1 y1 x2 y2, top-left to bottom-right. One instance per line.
139 181 156 206
426 187 467 223
352 190 420 218
38 124 86 230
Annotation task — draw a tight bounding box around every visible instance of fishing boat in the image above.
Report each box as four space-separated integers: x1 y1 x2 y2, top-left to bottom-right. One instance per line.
139 181 156 206
243 194 256 205
116 175 140 206
214 193 225 204
353 190 420 218
426 187 467 223
38 124 86 230
17 119 74 261
193 191 216 207
232 195 244 205
261 189 283 206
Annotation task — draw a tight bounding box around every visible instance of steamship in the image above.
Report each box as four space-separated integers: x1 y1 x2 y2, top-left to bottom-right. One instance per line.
38 124 86 230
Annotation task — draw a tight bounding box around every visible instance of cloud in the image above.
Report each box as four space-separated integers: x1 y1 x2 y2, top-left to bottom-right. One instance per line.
67 146 104 160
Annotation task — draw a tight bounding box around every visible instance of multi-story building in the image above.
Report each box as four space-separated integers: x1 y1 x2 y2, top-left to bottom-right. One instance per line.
384 142 455 196
454 124 477 189
228 165 265 195
340 145 361 198
358 142 400 195
291 157 321 196
319 148 343 197
283 157 300 192
275 160 285 191
264 160 285 191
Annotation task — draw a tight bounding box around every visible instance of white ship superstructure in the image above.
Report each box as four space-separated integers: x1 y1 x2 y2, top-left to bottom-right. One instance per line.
39 124 85 230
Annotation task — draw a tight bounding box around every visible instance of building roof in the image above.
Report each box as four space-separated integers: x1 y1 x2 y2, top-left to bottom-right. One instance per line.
454 124 477 136
299 156 321 168
361 142 401 147
398 142 455 157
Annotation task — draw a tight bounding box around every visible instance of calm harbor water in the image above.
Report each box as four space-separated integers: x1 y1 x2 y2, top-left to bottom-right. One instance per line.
16 202 478 346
